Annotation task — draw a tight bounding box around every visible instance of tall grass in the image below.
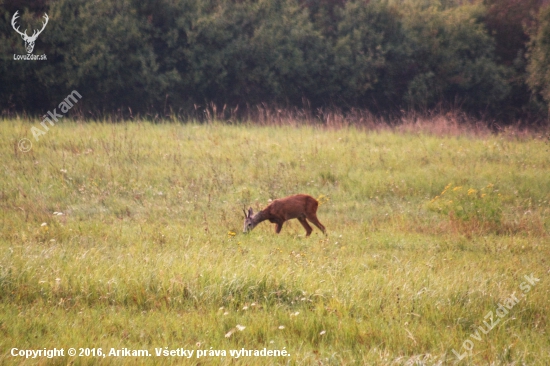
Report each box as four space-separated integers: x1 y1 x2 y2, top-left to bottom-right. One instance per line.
1 118 549 365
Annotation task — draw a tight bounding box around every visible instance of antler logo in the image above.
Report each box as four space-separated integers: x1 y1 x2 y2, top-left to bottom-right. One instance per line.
11 11 49 54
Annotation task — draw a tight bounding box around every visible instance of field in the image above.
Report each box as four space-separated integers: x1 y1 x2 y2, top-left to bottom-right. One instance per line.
1 118 549 365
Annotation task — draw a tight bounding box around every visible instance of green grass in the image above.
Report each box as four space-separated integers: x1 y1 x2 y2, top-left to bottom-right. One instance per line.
1 119 549 365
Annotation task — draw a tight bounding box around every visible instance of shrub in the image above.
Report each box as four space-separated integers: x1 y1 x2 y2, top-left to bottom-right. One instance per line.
332 0 410 110
428 183 503 231
484 0 546 120
527 5 550 115
184 0 327 106
402 3 510 113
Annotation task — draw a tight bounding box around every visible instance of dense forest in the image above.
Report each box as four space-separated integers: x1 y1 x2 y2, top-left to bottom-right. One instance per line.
1 0 550 123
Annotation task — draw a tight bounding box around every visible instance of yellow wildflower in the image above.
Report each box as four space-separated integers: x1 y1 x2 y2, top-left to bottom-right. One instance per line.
441 183 452 195
453 186 463 192
467 188 477 195
317 194 329 204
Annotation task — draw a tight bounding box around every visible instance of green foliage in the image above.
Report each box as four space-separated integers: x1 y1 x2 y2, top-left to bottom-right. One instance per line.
185 0 326 105
46 0 165 111
332 0 410 109
0 0 549 120
403 3 510 112
484 0 545 118
527 5 550 114
483 0 538 65
428 183 503 231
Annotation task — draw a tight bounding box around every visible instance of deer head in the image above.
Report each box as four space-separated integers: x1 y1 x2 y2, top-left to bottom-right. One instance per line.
243 207 256 234
11 11 49 54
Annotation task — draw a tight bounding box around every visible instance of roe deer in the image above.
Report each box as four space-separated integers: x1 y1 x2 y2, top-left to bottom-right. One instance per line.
243 194 326 237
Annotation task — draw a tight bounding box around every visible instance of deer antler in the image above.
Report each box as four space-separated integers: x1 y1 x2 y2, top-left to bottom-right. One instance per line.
29 13 48 41
11 11 48 54
11 11 29 39
11 11 48 41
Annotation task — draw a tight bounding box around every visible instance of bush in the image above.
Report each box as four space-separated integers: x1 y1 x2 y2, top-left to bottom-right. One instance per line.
527 5 550 115
484 0 545 120
428 183 503 231
0 0 548 121
331 0 410 110
185 0 327 106
402 3 510 114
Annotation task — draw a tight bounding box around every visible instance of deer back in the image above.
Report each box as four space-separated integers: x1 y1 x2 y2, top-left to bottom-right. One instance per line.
264 194 317 221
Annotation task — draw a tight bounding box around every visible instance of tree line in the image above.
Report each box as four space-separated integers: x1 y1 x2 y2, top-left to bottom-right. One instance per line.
1 0 549 123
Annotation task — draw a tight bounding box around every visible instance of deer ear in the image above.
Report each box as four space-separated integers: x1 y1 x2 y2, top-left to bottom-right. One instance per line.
248 208 254 217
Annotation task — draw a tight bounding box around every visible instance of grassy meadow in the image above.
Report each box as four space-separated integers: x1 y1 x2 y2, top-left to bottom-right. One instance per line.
1 118 549 365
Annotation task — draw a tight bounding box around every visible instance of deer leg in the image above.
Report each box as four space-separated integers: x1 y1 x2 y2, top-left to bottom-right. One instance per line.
297 217 313 237
306 213 326 235
274 221 284 234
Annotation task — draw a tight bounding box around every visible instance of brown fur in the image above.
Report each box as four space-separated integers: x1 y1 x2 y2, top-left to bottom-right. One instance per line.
243 194 326 236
